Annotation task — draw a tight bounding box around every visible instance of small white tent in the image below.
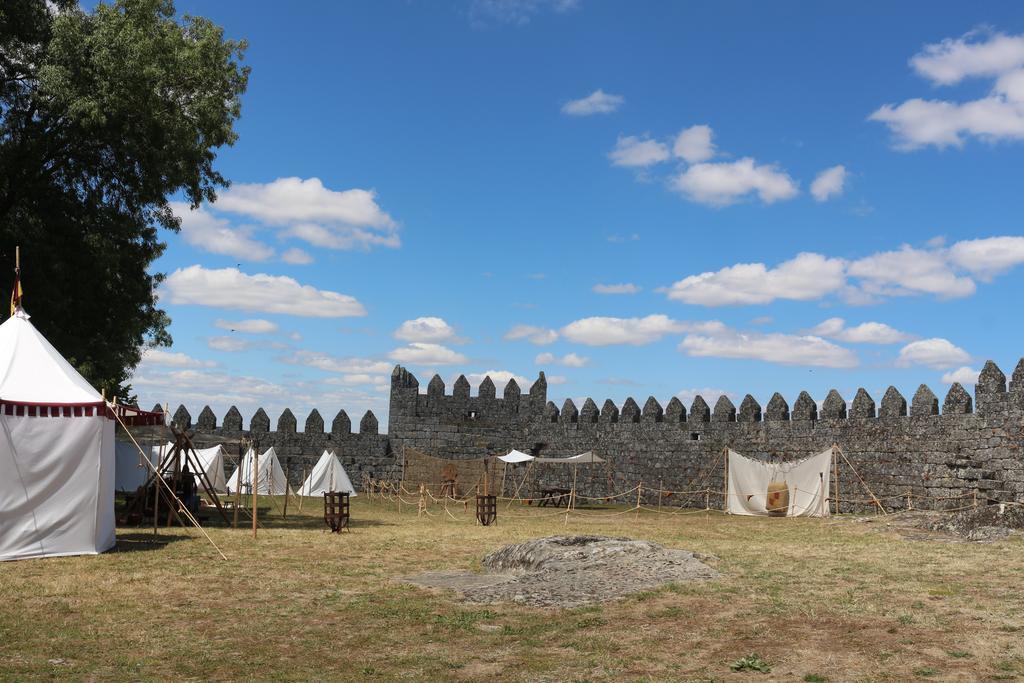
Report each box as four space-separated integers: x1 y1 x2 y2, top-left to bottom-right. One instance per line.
226 446 291 495
726 448 832 517
151 442 228 493
0 309 116 561
297 450 356 497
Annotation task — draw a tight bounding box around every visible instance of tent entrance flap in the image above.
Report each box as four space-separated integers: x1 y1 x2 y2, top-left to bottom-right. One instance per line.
726 448 833 517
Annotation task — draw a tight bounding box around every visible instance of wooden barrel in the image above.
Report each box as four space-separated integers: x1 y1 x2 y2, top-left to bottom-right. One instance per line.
766 480 789 516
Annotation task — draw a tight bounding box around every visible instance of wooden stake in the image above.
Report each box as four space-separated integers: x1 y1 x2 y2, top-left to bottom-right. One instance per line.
252 448 259 538
836 445 887 515
906 488 912 511
974 489 979 508
635 480 643 522
657 478 663 514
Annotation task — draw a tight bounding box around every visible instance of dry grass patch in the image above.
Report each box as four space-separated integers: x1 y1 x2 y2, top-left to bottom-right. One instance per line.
0 498 1023 681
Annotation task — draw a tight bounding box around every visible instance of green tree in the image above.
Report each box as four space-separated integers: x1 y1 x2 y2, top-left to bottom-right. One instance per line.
0 0 248 399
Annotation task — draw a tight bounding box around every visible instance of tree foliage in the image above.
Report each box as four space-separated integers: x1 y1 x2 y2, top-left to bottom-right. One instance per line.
0 0 248 398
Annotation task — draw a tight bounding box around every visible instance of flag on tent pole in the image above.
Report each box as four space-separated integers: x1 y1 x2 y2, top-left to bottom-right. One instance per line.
10 246 22 315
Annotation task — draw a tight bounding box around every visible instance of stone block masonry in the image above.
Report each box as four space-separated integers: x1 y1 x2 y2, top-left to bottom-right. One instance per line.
177 359 1024 511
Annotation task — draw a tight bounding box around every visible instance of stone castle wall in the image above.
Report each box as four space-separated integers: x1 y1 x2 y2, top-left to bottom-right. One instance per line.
174 359 1024 510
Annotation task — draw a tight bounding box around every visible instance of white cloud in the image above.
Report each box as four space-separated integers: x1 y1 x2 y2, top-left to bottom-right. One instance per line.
910 30 1024 85
676 387 731 407
535 352 589 367
505 324 559 345
896 338 971 369
673 124 716 163
665 252 846 306
281 247 313 265
847 245 976 298
212 177 399 251
562 89 624 116
560 315 715 346
463 370 529 393
162 266 367 318
171 202 274 261
671 158 799 206
388 343 468 366
217 177 394 229
284 350 393 375
130 367 388 427
679 327 858 368
470 0 579 27
207 336 250 352
139 348 216 368
871 31 1024 149
664 237 1024 307
869 95 1024 149
394 317 460 343
215 318 279 334
593 283 641 295
948 235 1024 279
608 135 670 167
942 366 981 385
809 318 913 344
810 165 847 202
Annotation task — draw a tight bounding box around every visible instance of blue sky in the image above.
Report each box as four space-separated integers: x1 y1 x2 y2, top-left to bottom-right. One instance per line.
133 1 1024 427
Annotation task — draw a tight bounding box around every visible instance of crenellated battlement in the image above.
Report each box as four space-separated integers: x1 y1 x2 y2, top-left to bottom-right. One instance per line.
175 359 1024 507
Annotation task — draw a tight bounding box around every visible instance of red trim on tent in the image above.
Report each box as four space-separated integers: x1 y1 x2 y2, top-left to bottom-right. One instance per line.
0 400 165 424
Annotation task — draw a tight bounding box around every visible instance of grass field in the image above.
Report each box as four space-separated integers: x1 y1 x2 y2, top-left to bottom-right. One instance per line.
1 496 1023 682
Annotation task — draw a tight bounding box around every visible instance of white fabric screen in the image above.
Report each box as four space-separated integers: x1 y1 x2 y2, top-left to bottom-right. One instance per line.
726 448 832 517
0 415 115 561
115 439 159 492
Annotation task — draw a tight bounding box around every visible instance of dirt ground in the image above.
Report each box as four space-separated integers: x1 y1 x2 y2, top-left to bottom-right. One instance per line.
1 497 1023 681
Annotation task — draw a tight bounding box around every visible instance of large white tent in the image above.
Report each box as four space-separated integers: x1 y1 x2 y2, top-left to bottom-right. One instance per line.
0 309 116 561
297 450 357 497
726 448 832 517
226 446 291 495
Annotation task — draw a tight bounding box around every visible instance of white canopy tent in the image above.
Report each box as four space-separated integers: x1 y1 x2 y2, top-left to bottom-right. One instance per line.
0 309 116 561
151 442 228 493
226 446 292 495
297 450 356 497
498 449 534 463
726 447 832 517
535 451 606 464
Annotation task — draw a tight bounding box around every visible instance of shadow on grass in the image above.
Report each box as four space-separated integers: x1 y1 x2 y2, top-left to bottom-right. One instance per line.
114 532 191 553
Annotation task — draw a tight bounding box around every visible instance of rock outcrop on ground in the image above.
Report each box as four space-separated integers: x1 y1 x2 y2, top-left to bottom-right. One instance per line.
403 535 718 608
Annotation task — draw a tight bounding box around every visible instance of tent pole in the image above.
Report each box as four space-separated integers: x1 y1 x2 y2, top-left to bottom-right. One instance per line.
252 448 259 538
819 472 825 516
233 442 244 529
833 445 839 514
722 447 729 512
282 457 290 519
836 445 887 515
